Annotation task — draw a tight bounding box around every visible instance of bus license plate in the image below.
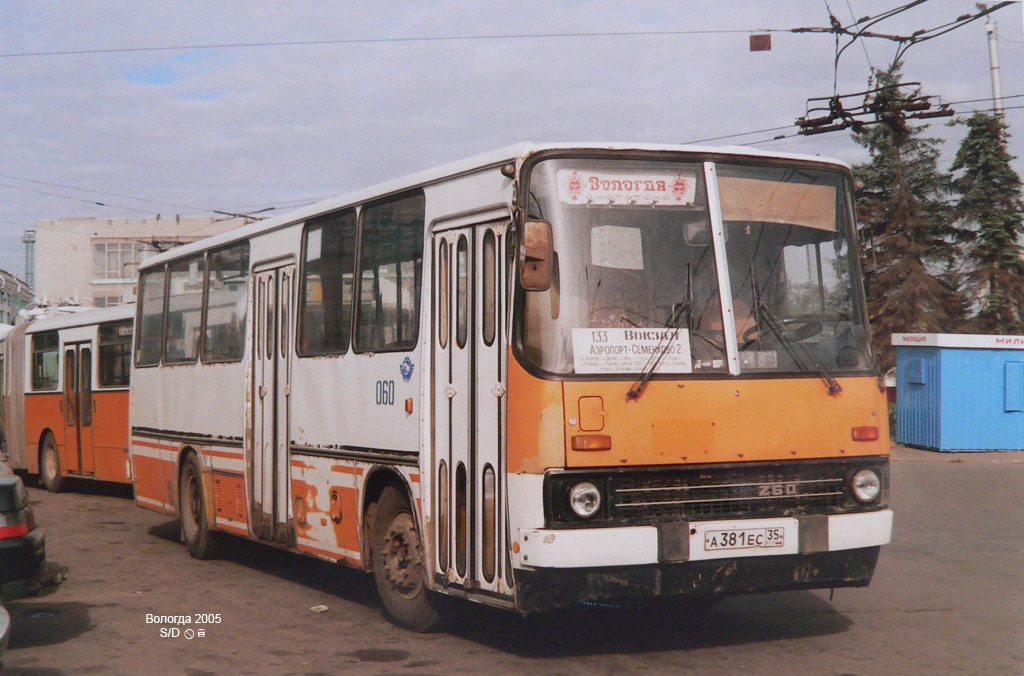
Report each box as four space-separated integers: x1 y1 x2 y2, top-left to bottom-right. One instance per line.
704 527 785 551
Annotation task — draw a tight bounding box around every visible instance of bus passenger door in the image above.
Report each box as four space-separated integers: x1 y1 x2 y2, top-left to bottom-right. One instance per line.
250 263 296 545
62 342 95 475
62 347 80 473
432 221 508 596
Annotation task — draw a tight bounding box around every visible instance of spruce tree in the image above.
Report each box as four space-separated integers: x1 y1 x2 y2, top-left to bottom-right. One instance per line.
949 112 1024 333
852 65 964 369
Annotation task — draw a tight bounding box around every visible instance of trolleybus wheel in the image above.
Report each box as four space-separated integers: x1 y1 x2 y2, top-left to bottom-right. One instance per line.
372 486 447 632
40 433 63 493
179 453 218 560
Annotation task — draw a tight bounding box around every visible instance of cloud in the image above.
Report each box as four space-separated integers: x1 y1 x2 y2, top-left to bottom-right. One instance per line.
0 0 1020 278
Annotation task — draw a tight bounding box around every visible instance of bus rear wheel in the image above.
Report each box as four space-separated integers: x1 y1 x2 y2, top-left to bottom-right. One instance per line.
40 433 63 493
179 453 218 560
371 486 446 632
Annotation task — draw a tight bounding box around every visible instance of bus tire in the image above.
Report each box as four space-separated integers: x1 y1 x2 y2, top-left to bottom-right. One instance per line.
179 453 218 560
372 486 446 632
40 433 64 493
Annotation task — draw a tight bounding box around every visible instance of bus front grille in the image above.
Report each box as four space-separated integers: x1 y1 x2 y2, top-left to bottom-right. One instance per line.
607 463 850 523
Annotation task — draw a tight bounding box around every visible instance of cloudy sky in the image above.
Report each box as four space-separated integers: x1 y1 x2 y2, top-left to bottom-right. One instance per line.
2 1 1022 280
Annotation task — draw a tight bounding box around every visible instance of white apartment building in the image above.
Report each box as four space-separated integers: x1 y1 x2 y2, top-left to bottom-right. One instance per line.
33 215 247 307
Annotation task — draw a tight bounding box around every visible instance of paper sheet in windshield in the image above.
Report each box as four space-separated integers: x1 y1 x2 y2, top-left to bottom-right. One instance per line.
572 328 693 374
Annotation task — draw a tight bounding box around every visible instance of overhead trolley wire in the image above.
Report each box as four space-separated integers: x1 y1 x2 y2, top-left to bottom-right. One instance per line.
0 173 290 221
0 28 798 59
0 182 158 216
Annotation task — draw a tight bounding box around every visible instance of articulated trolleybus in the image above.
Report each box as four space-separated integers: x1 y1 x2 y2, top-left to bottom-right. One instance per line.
129 143 892 630
1 305 134 492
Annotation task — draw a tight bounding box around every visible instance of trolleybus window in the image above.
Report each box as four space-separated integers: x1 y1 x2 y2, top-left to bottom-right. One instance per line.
31 331 59 390
63 350 77 425
203 242 249 363
299 210 356 356
354 191 425 352
136 268 166 366
98 320 132 387
79 347 93 427
165 255 206 364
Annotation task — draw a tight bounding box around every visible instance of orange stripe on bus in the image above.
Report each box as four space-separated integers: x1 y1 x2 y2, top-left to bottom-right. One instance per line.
330 465 364 475
204 449 244 460
409 473 420 483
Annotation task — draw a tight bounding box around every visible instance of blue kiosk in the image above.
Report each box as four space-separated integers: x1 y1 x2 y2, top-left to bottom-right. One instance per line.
893 333 1024 451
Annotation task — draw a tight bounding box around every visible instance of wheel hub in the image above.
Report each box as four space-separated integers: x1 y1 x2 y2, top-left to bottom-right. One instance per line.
182 471 201 539
382 513 423 599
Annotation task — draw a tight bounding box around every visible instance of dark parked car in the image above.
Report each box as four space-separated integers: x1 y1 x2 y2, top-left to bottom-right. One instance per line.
0 603 9 669
0 456 46 602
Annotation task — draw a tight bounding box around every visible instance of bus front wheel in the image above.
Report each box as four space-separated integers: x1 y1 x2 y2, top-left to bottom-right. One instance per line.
179 453 218 560
40 433 63 493
371 486 446 632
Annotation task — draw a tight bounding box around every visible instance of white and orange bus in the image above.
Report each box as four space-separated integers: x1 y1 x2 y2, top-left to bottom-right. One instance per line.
129 143 892 630
1 305 134 491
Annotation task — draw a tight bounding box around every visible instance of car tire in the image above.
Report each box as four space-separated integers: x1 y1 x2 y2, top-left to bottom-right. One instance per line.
371 486 447 632
179 453 218 560
39 433 63 493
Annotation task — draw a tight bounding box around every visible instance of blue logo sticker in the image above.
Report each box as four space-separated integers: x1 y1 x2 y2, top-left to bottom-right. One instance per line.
400 357 415 382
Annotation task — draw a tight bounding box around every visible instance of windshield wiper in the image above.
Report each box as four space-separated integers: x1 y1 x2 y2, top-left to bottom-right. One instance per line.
626 299 691 401
756 302 842 395
627 265 694 401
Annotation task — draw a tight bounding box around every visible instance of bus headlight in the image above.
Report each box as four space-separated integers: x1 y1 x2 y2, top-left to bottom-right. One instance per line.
568 482 602 518
850 468 881 503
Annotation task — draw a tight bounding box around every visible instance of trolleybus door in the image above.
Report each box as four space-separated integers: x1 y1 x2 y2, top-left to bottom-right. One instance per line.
251 263 296 545
432 221 507 595
62 342 94 475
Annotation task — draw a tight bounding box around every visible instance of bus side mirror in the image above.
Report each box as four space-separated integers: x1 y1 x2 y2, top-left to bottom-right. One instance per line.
519 220 553 291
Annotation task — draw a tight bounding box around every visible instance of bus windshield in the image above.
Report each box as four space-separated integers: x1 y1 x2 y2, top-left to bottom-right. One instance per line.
520 156 872 378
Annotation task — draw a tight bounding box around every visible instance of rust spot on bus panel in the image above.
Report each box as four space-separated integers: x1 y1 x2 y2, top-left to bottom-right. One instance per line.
330 485 360 553
291 480 317 536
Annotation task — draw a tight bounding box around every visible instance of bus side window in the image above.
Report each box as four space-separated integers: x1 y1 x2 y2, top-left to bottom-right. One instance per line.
354 191 425 352
99 320 132 387
165 255 206 364
298 210 356 356
136 267 167 366
203 242 249 363
482 229 497 346
438 242 449 349
456 235 468 349
31 331 59 390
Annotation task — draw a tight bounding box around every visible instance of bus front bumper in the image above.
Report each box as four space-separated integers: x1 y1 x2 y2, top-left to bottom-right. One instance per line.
512 509 891 613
